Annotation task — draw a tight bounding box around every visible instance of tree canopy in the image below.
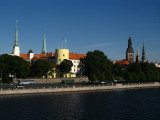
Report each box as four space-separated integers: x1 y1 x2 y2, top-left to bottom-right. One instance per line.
31 59 51 77
59 59 73 74
0 54 30 83
83 50 113 82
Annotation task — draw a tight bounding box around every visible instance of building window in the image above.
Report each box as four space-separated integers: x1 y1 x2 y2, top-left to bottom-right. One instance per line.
74 65 76 68
74 69 76 72
74 61 76 63
59 59 61 62
63 54 65 57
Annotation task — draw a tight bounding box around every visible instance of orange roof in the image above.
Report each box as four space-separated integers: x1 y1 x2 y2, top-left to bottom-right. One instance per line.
114 60 129 65
69 53 85 59
32 53 55 60
20 54 28 60
20 52 85 60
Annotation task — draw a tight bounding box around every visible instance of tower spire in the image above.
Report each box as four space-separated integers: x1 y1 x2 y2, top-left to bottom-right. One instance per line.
13 20 20 56
126 36 134 63
142 42 146 62
14 20 19 47
42 31 47 54
136 46 140 63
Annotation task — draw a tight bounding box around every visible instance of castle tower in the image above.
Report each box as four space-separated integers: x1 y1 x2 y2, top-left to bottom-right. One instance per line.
136 46 140 63
55 49 69 65
13 20 20 56
42 32 47 54
142 43 146 62
126 36 134 63
28 49 34 61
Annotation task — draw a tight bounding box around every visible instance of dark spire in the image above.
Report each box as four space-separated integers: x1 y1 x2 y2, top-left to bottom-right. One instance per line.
126 36 134 53
126 36 134 63
142 42 146 62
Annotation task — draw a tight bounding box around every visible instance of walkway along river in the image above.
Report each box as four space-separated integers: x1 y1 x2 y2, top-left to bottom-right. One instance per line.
0 82 160 95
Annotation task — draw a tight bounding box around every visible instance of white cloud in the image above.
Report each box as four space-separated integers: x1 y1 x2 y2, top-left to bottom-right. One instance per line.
88 42 125 48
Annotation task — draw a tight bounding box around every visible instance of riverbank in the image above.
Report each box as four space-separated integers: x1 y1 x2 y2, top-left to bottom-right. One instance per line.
0 82 160 95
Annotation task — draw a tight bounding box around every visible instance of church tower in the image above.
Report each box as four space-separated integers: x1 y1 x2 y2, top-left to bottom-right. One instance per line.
126 36 134 63
142 43 146 62
13 20 20 56
42 32 47 54
136 46 140 63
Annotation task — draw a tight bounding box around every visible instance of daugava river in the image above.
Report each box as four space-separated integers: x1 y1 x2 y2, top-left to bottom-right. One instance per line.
0 88 160 120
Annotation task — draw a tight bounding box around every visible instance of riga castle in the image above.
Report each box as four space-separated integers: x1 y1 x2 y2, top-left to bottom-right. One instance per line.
10 21 85 77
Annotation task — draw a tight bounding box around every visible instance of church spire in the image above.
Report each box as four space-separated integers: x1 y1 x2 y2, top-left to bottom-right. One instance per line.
42 32 47 54
142 42 146 62
126 36 134 63
136 46 140 63
14 20 19 47
13 20 20 56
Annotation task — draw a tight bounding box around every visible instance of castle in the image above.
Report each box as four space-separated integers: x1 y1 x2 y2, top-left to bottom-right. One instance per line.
10 21 85 77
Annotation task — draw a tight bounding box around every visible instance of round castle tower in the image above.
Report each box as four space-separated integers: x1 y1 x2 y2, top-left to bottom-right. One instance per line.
55 49 69 65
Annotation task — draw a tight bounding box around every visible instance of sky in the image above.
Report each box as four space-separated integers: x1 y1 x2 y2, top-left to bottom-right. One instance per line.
0 0 160 62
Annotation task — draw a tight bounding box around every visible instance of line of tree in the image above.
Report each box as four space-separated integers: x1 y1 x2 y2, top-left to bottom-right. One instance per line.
82 50 160 83
0 54 73 83
114 62 160 82
0 50 160 83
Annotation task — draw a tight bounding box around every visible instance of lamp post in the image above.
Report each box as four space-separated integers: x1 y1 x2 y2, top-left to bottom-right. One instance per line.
15 72 16 84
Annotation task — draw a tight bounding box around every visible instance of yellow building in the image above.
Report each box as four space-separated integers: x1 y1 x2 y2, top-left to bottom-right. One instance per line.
55 49 69 65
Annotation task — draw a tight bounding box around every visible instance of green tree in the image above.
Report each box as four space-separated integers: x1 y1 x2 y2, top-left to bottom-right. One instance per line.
31 59 51 77
59 59 73 76
0 54 30 83
83 50 113 82
113 63 123 78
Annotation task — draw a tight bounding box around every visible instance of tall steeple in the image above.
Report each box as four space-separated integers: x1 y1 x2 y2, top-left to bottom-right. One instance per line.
142 42 146 62
126 36 134 63
42 32 47 54
13 20 20 56
14 20 19 47
136 46 140 63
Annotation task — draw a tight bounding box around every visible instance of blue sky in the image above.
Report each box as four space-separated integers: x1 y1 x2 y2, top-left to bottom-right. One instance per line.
0 0 160 62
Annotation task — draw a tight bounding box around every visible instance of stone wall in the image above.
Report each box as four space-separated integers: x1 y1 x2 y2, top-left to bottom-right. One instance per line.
0 82 160 95
15 77 88 84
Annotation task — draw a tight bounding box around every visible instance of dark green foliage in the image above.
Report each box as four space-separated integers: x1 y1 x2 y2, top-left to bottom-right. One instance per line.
0 54 30 83
83 50 113 82
31 59 51 77
113 63 123 78
121 62 160 82
59 59 73 74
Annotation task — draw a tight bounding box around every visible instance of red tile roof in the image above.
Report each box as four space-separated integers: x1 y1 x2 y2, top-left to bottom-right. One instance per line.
20 54 28 60
20 52 85 60
114 60 129 65
69 53 85 59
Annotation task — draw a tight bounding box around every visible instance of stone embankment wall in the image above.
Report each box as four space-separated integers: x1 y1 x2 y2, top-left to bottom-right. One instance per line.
15 77 88 84
0 82 160 95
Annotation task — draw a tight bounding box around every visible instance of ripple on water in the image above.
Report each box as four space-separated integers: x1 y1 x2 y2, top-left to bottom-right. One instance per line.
0 88 160 120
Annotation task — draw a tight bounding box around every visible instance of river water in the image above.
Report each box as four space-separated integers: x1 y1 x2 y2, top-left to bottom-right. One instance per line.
0 88 160 120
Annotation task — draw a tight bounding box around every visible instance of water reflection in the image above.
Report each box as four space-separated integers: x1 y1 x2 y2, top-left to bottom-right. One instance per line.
0 88 160 120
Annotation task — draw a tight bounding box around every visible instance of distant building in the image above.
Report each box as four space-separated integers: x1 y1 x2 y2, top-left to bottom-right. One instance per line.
126 36 134 63
136 46 140 63
9 21 86 78
113 60 129 70
142 43 146 62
